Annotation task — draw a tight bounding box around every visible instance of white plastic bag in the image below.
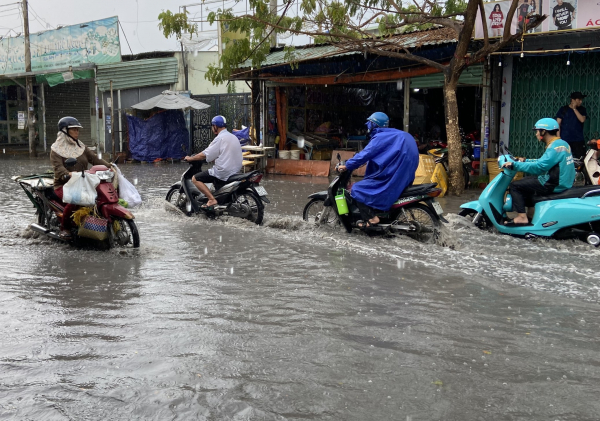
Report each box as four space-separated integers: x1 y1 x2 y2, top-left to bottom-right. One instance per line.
114 165 142 208
63 172 100 206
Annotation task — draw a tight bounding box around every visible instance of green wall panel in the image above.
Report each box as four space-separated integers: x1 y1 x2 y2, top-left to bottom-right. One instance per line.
509 52 600 158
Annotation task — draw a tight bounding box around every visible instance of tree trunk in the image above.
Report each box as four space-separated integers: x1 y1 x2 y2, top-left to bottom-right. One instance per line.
443 75 464 196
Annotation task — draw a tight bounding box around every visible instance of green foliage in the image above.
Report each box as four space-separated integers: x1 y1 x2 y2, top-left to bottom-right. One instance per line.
157 10 198 40
160 0 469 85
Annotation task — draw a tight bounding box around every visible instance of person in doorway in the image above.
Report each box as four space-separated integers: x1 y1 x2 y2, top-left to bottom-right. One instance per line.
183 115 243 210
50 116 113 238
489 4 505 37
337 112 419 229
556 91 587 158
552 0 576 30
501 118 575 226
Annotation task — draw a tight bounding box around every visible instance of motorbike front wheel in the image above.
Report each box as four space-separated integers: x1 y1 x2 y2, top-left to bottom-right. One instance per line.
394 203 439 244
458 209 492 230
303 198 338 226
107 218 140 249
166 187 191 215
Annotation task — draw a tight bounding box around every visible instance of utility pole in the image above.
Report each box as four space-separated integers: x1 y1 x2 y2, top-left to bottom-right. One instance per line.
22 0 36 157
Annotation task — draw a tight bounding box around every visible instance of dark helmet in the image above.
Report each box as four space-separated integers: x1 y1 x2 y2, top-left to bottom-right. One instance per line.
211 115 226 128
58 116 83 132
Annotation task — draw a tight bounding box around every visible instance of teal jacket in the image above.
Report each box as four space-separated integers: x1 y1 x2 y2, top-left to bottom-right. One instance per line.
513 139 575 192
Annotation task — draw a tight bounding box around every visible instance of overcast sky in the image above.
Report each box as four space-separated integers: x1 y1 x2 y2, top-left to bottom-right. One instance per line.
0 0 215 55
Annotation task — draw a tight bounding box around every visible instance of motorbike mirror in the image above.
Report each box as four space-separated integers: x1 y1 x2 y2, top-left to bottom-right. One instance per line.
65 158 77 168
337 153 341 161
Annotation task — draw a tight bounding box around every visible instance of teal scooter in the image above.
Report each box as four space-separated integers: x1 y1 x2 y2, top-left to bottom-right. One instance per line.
459 152 600 247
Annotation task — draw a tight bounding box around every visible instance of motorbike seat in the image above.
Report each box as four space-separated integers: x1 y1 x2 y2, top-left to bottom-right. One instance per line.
399 183 438 198
227 171 258 182
532 185 600 204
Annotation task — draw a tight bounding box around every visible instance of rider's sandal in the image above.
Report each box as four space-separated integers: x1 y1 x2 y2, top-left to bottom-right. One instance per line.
201 204 216 211
358 220 380 230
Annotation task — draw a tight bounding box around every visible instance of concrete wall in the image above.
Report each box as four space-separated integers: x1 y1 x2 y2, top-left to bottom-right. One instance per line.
173 51 248 95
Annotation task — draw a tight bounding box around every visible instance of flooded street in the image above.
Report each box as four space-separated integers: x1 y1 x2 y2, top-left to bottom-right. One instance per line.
2 158 600 420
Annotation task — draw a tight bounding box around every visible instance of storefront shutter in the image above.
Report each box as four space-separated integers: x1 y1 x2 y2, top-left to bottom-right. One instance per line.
44 82 92 147
409 65 484 89
509 52 600 158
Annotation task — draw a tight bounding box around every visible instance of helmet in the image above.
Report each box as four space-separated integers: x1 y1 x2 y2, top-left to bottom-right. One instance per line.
211 115 227 128
532 118 559 131
58 116 83 132
366 112 389 128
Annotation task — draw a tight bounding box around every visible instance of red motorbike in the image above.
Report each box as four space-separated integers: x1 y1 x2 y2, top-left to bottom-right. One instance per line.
14 158 140 249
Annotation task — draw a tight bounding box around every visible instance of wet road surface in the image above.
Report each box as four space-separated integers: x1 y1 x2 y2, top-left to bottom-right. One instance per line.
1 158 600 420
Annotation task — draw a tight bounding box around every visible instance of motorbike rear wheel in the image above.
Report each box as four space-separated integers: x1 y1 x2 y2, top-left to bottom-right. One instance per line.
303 198 338 226
394 203 439 244
232 191 264 225
107 218 140 249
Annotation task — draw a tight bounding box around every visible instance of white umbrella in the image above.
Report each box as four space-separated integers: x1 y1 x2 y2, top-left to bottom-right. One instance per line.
131 90 211 111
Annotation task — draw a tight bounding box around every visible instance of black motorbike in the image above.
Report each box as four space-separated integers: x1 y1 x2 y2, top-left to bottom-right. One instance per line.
303 154 447 243
166 161 269 225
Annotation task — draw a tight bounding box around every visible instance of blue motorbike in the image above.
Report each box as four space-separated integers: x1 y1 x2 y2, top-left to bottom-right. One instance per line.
459 151 600 247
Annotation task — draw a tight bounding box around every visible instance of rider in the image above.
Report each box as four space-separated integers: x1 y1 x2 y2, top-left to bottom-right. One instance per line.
183 115 243 210
50 116 113 238
338 112 419 228
502 118 575 226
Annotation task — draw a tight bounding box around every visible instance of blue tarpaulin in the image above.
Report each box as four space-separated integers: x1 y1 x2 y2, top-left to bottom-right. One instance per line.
127 110 189 161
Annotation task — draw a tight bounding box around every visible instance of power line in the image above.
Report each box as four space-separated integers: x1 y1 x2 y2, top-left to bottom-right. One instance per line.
28 4 55 29
118 20 133 55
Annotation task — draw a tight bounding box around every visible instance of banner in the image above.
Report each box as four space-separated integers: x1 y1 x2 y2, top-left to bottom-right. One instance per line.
474 0 599 38
0 16 121 76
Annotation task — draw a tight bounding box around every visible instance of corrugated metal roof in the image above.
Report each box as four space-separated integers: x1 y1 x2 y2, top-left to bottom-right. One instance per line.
410 64 483 88
242 27 457 68
96 57 178 91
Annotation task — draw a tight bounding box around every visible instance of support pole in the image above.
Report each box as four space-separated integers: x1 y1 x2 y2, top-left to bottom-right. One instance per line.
403 78 410 133
110 80 115 159
480 65 491 176
95 82 100 151
22 0 36 157
118 89 122 153
40 83 46 151
269 0 277 47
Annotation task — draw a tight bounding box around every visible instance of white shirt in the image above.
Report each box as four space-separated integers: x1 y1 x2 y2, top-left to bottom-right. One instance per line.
203 129 243 180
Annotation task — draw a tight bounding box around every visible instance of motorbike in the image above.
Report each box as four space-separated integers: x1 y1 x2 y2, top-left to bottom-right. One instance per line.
302 153 447 243
165 160 269 225
14 158 140 249
459 146 600 247
427 147 471 189
573 139 600 186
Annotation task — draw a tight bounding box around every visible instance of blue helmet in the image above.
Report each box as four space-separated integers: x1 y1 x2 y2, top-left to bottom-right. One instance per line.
533 118 559 131
367 112 389 128
211 115 227 128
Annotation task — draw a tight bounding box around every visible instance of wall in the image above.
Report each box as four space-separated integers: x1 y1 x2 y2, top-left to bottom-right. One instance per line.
173 51 249 96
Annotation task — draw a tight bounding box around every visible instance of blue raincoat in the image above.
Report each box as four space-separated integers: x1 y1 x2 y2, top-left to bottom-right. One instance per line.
345 128 419 211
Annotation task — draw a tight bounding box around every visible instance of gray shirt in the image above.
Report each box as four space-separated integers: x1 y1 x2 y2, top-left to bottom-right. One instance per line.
203 129 243 180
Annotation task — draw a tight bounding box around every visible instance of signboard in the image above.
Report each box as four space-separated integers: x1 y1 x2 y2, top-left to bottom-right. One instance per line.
18 111 25 129
475 0 599 38
0 16 121 76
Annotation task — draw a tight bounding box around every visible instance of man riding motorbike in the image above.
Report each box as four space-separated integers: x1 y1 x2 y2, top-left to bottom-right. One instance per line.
183 115 243 210
502 118 575 226
50 116 113 238
337 112 419 228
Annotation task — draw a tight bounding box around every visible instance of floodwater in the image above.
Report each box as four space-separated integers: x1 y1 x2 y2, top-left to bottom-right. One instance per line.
1 158 600 420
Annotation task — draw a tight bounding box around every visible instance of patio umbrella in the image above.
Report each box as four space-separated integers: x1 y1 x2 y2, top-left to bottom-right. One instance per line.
131 90 210 111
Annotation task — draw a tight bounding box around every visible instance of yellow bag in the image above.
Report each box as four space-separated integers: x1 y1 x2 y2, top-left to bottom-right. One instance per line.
430 163 448 197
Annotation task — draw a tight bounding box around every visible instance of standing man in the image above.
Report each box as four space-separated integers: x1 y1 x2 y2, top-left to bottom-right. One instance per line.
552 0 576 30
556 92 587 159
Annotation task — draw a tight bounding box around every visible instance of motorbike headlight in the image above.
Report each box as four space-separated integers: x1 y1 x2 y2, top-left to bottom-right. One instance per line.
96 170 114 181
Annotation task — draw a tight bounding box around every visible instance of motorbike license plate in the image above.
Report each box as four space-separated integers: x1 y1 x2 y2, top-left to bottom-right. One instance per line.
432 201 444 215
462 156 471 164
254 186 268 196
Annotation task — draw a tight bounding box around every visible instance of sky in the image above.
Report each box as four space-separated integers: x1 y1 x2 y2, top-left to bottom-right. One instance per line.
0 0 310 56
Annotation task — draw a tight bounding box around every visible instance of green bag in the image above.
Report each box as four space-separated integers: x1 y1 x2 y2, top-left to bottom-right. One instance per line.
335 190 349 215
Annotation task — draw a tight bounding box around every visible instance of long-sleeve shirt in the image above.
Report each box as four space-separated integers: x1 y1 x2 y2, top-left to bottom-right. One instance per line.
51 148 112 189
513 139 575 192
345 127 419 211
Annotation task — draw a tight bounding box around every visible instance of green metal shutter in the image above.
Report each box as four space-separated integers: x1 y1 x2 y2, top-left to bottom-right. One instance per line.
96 58 178 92
409 64 484 88
509 52 600 158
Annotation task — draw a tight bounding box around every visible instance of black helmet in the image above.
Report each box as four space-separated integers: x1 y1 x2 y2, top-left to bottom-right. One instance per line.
58 116 83 132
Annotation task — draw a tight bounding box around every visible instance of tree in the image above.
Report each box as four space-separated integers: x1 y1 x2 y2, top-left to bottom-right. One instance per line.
159 0 544 195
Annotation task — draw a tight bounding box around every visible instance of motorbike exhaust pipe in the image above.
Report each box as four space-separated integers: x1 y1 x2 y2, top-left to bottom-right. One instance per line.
587 233 600 247
30 223 49 234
